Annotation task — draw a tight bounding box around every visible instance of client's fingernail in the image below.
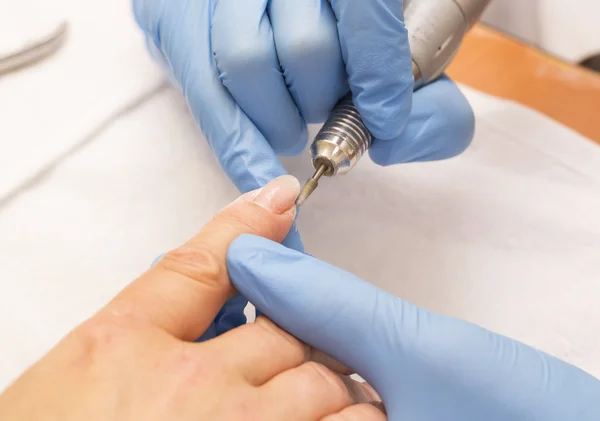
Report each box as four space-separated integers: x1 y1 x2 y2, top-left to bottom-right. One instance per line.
362 382 381 401
254 175 300 214
370 401 387 415
339 376 381 406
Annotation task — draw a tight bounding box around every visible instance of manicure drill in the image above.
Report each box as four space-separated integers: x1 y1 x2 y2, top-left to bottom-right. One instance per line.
295 0 493 206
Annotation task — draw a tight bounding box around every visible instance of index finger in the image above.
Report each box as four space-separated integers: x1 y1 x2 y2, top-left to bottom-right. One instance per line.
101 175 299 341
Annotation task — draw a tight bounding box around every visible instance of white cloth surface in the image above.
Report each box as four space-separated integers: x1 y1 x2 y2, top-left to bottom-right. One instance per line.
0 0 65 58
0 0 599 391
0 0 163 200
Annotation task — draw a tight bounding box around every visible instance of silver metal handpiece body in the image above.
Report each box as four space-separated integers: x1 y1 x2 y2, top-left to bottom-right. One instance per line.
309 0 491 178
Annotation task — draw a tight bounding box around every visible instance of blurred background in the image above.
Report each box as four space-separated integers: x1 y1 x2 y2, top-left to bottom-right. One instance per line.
483 0 600 66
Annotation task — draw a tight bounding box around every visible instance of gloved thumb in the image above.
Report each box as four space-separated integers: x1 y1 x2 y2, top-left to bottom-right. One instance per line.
228 235 600 421
226 234 400 385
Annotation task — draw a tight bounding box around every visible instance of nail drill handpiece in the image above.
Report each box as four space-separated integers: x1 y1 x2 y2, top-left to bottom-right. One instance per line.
296 0 492 206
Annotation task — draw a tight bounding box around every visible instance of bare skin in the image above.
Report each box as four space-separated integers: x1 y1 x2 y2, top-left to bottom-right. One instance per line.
0 176 384 421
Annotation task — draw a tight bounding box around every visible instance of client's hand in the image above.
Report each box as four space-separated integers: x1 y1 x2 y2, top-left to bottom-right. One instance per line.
0 176 377 421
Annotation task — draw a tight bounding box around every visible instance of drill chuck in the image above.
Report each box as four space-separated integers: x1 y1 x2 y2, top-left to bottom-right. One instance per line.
310 63 420 177
297 0 492 206
310 94 373 176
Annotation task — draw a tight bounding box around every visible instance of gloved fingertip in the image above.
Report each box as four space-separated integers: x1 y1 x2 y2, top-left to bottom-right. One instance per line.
368 76 475 166
332 0 413 140
227 233 299 279
368 142 405 166
272 133 309 157
227 235 384 360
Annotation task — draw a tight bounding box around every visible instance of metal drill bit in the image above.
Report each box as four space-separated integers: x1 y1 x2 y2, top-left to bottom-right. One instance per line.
295 164 327 206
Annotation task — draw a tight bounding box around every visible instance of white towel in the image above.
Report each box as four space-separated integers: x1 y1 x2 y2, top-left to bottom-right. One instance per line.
0 0 163 201
0 0 599 391
0 0 64 59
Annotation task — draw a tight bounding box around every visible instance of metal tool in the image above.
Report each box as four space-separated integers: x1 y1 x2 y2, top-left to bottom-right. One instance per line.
296 0 492 206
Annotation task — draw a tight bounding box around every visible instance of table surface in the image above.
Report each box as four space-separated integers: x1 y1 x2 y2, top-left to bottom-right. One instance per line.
448 25 600 145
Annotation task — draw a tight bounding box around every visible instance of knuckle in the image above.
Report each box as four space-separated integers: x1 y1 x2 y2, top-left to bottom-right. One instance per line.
69 311 140 364
166 345 219 389
78 313 133 345
297 362 349 404
161 245 224 287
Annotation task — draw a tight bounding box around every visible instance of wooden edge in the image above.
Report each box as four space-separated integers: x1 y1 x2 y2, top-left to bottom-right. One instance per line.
447 24 600 145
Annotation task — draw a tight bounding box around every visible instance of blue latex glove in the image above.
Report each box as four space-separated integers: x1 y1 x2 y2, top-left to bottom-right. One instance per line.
132 0 475 218
134 0 474 335
227 234 600 420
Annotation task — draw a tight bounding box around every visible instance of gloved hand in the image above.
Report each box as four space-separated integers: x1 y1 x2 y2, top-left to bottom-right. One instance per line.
0 177 379 421
133 0 474 336
132 0 475 221
227 235 600 420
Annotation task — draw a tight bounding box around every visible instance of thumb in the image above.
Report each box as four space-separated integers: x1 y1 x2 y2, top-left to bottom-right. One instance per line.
328 0 413 140
106 176 298 342
226 235 399 382
228 236 600 420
